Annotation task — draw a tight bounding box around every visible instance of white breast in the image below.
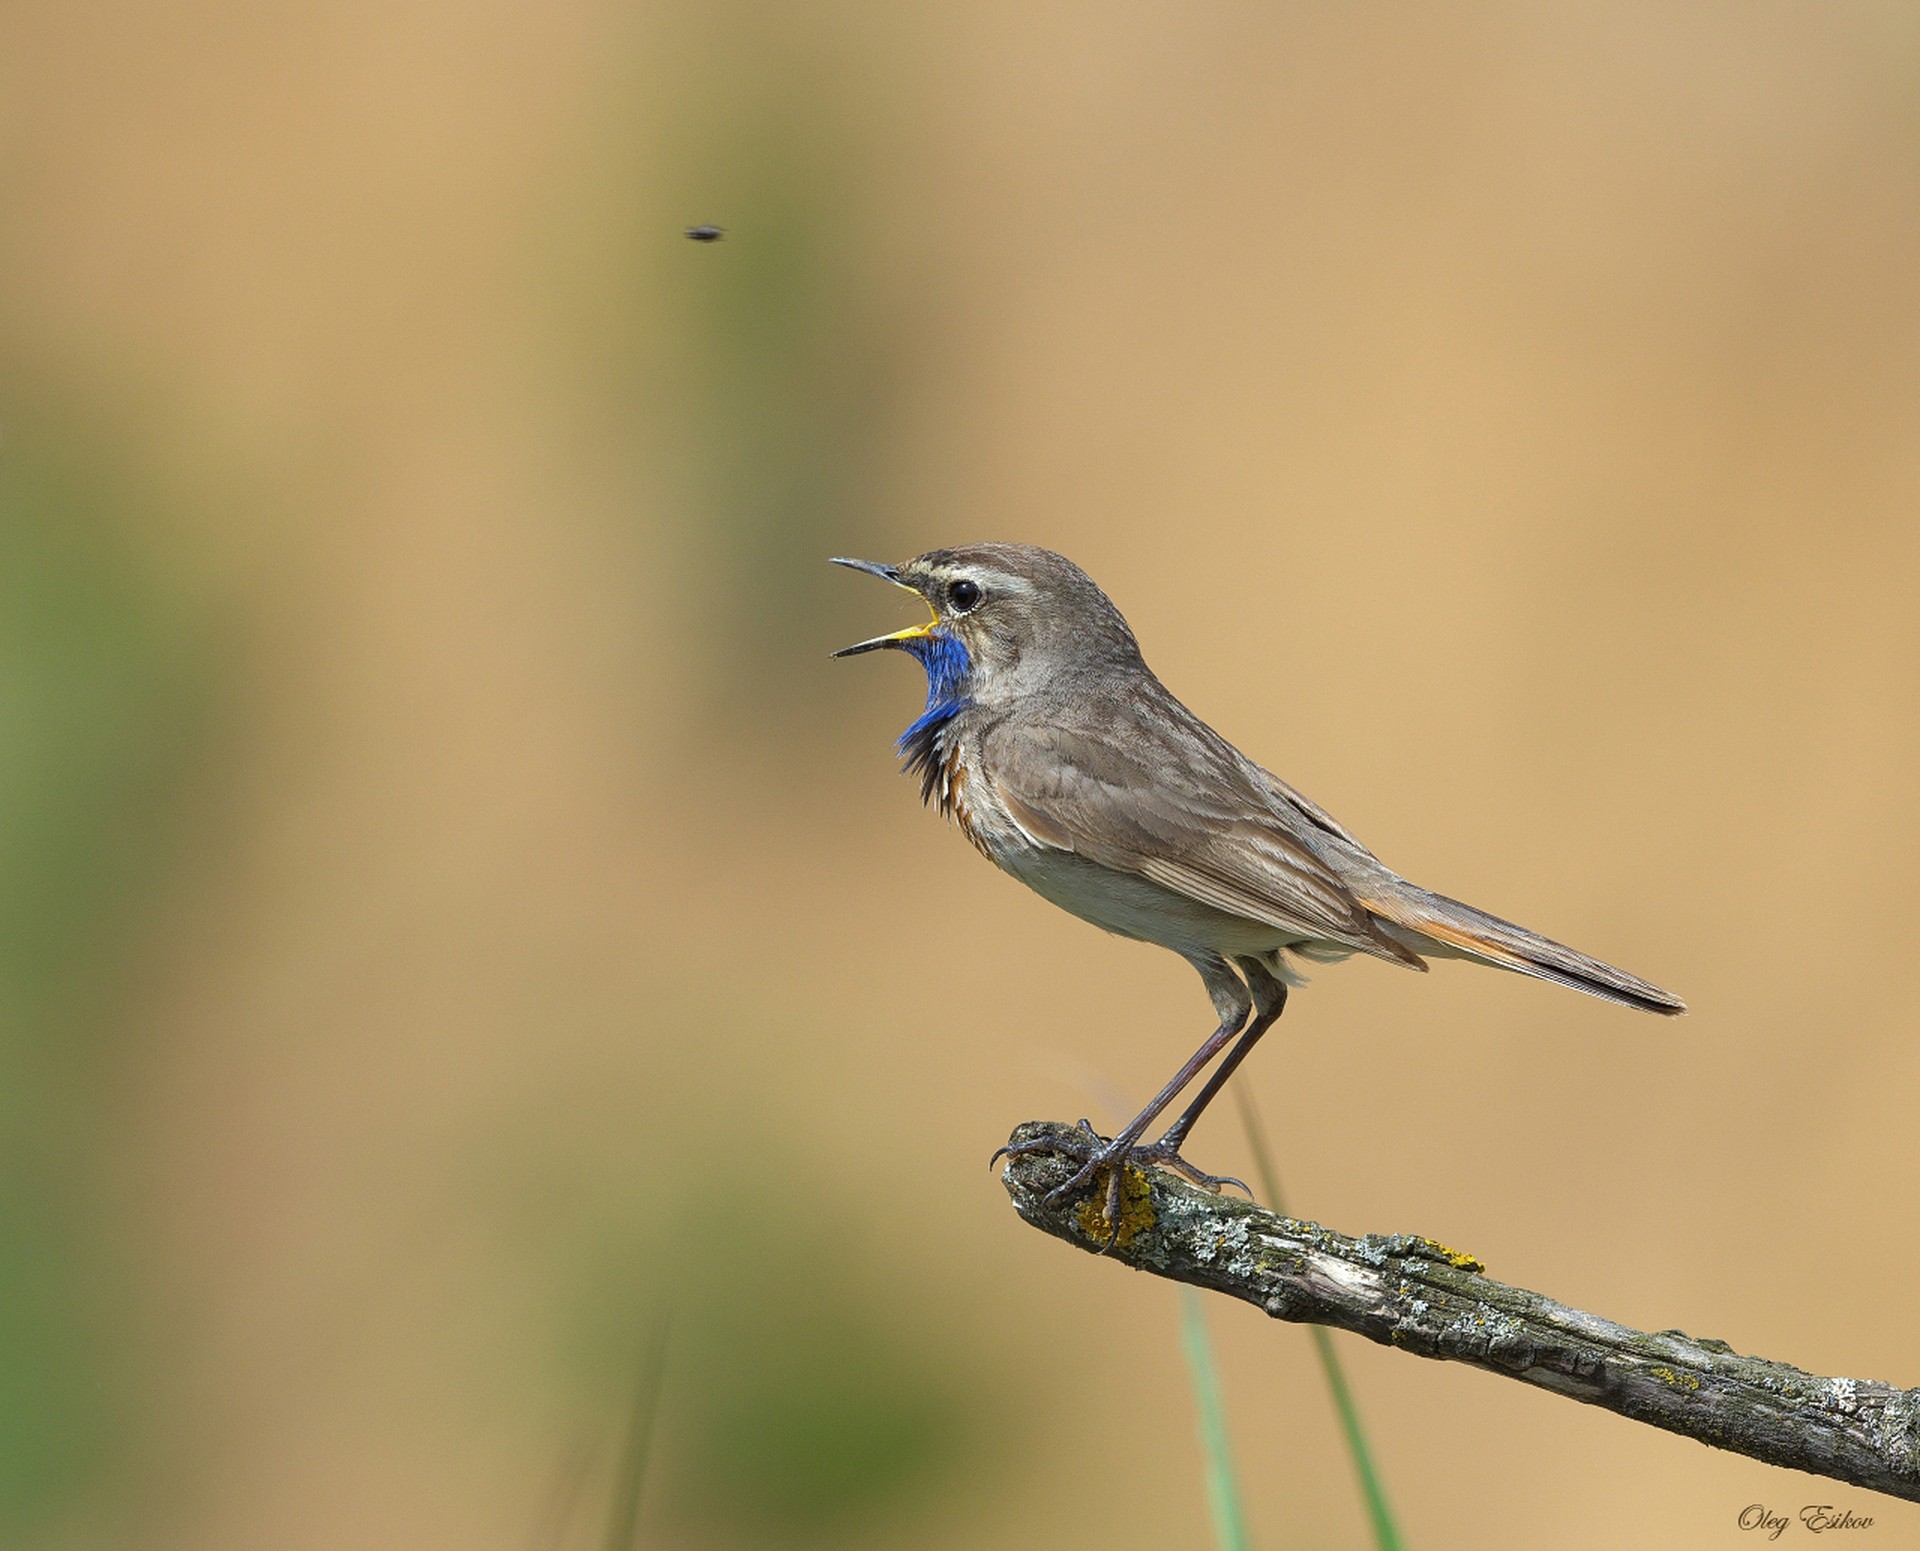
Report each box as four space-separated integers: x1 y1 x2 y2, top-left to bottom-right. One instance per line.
947 739 1350 966
1005 843 1304 959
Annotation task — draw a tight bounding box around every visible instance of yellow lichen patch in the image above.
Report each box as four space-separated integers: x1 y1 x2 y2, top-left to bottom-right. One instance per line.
1412 1237 1485 1273
1073 1164 1156 1247
1650 1366 1702 1392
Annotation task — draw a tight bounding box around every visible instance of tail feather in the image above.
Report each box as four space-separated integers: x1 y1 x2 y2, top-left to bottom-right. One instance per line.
1371 888 1686 1016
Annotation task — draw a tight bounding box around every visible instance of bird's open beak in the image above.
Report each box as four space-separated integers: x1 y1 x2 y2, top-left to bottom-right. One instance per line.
830 557 937 657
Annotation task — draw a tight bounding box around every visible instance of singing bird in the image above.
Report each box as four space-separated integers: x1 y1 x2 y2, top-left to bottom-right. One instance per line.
832 544 1683 1232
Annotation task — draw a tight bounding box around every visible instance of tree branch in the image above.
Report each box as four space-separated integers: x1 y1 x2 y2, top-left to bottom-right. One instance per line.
998 1120 1920 1502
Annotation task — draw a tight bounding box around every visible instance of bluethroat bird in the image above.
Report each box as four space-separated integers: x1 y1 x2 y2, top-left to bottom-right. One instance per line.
832 544 1684 1236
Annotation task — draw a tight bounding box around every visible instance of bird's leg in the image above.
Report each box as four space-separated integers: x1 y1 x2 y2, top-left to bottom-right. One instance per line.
990 1007 1248 1185
994 956 1254 1245
1134 963 1288 1194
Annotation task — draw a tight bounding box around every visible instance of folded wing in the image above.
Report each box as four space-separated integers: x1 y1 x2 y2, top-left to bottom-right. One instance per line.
983 714 1425 970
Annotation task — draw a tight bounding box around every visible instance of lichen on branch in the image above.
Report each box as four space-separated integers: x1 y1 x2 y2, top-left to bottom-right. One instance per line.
998 1119 1920 1504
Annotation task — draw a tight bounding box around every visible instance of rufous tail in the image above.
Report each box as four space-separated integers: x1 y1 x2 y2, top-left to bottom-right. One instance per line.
1373 889 1686 1015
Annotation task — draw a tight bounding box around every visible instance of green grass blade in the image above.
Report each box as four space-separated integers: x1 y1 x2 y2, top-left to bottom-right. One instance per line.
1179 1286 1253 1551
1303 1324 1402 1551
1235 1088 1406 1551
601 1306 672 1551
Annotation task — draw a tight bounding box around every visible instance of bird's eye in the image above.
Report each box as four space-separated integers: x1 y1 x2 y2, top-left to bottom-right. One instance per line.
948 579 982 613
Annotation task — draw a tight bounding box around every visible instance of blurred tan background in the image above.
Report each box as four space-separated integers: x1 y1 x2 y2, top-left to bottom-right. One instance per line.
1 2 1917 1547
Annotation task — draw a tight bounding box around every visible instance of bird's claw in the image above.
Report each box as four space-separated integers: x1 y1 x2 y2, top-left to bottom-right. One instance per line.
992 1123 1251 1253
1128 1138 1253 1198
990 1125 1127 1248
988 1118 1101 1170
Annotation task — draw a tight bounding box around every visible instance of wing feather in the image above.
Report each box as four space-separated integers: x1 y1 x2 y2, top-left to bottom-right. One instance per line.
985 714 1423 969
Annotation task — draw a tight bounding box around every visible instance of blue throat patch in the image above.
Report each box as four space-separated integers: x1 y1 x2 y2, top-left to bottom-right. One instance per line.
896 631 972 805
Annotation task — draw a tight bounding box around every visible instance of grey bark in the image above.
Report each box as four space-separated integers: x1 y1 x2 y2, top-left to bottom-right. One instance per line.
999 1120 1920 1503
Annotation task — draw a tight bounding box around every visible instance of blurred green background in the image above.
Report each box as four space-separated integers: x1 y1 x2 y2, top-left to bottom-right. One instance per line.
1 3 1917 1547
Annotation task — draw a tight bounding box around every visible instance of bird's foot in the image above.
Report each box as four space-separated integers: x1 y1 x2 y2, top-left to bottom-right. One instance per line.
993 1121 1247 1251
1128 1134 1253 1199
989 1118 1105 1184
992 1121 1144 1250
992 1121 1252 1205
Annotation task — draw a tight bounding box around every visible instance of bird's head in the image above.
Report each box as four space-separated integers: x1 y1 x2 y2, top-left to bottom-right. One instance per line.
831 543 1142 714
